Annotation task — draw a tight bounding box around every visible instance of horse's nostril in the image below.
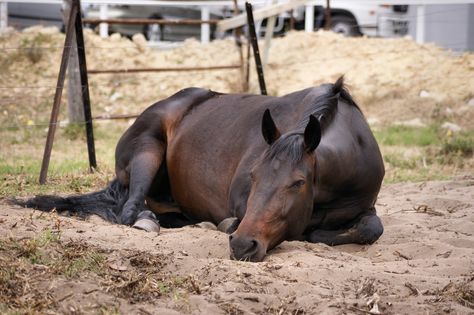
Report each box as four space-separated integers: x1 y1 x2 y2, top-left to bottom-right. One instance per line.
250 239 258 250
230 235 261 261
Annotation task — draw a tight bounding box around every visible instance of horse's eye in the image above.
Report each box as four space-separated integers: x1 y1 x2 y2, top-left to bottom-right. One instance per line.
290 180 305 189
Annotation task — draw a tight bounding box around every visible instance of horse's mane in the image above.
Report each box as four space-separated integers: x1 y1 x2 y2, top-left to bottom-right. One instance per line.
298 76 359 131
262 76 359 165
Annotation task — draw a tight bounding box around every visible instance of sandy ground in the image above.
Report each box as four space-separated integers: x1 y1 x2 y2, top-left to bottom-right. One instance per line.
1 25 473 314
1 177 473 314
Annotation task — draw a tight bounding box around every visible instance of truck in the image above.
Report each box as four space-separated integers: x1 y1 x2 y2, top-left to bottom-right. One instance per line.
265 2 409 38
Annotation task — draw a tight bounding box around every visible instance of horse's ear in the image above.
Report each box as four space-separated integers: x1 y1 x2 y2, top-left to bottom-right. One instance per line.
262 109 281 145
304 115 321 153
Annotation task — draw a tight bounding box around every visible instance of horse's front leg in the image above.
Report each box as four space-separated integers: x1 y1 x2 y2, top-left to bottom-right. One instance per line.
120 137 165 226
307 211 383 246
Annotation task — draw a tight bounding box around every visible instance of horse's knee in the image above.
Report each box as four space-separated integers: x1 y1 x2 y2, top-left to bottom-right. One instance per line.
357 215 383 244
116 168 129 187
217 217 240 234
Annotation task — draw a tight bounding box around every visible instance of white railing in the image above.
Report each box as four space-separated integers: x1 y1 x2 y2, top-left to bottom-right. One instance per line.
0 0 281 42
1 0 474 43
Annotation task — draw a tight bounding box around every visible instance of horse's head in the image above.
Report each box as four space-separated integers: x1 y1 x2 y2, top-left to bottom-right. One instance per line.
230 109 321 262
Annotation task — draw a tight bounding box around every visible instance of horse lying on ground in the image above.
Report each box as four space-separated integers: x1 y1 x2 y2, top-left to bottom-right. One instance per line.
16 76 385 262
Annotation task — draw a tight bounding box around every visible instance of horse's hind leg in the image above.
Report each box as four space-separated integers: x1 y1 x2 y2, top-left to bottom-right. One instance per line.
120 137 165 225
307 213 383 246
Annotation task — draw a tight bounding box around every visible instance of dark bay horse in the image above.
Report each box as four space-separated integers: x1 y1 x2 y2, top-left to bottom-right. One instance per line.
17 77 384 262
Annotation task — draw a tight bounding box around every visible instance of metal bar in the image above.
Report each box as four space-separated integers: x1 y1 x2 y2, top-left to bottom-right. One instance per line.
304 4 314 32
94 113 139 120
39 1 78 184
416 5 426 44
99 4 108 37
201 6 210 43
88 65 241 74
83 18 220 25
0 1 7 33
74 0 97 171
245 2 266 95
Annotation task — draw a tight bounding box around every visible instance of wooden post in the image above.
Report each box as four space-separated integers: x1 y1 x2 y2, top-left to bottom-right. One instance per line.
39 2 78 184
74 0 97 171
324 0 331 30
289 9 295 31
246 2 267 95
62 0 85 123
39 0 96 184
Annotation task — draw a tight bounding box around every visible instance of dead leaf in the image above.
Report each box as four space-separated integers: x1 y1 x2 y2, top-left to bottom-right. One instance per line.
108 262 128 271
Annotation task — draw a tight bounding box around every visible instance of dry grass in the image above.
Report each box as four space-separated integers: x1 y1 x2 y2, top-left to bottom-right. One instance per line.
0 227 207 314
439 281 474 310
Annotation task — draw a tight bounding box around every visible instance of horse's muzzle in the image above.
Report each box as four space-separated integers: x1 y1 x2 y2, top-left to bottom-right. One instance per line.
229 234 265 262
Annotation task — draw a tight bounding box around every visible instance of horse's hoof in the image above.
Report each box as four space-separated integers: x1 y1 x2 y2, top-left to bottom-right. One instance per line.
132 218 160 233
217 217 240 234
194 221 217 230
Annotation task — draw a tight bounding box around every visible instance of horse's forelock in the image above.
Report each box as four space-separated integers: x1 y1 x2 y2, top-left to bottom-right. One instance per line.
263 133 305 165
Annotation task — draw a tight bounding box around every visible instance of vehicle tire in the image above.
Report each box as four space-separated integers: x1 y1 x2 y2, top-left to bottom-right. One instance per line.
330 15 360 37
143 14 164 41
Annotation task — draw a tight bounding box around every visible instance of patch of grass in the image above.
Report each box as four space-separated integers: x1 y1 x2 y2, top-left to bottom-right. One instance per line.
441 133 474 157
376 125 474 183
10 228 60 264
60 248 106 279
437 281 474 310
374 125 441 147
0 122 123 197
384 153 419 170
383 167 449 184
63 123 87 141
99 306 121 315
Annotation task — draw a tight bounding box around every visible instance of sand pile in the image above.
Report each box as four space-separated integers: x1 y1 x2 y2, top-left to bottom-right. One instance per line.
0 26 473 127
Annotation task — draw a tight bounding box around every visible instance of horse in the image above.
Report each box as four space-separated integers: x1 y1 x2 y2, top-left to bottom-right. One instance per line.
16 76 385 262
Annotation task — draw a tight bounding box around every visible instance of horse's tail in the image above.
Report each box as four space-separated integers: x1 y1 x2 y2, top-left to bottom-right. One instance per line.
11 179 127 223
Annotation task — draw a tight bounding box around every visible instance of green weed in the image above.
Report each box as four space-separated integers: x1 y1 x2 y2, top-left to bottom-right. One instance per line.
374 125 441 147
441 134 474 157
61 251 106 279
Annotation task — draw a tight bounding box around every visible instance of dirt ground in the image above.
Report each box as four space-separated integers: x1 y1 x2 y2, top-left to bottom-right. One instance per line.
1 177 473 314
